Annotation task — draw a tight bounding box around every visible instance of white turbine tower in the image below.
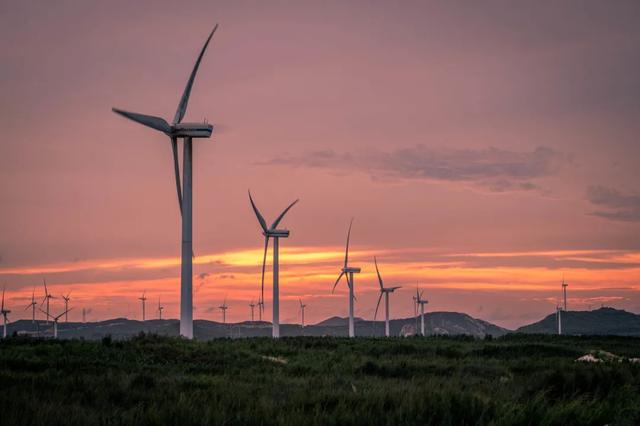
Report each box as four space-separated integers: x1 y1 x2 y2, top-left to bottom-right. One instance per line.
249 300 256 323
1 287 10 338
414 288 429 336
39 307 71 339
61 292 71 322
299 298 307 329
112 25 219 339
139 291 147 322
41 278 55 325
219 298 228 323
158 297 164 320
332 219 360 338
562 276 568 311
556 305 562 335
248 191 299 338
373 257 401 337
25 287 37 323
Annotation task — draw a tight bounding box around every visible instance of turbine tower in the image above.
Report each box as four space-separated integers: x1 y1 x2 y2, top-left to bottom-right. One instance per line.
1 287 10 338
414 288 429 336
299 298 307 329
61 292 71 322
556 305 562 335
41 278 55 325
249 300 256 323
219 298 228 323
112 25 219 339
562 276 568 311
139 291 147 321
373 257 401 337
158 297 164 320
248 191 299 338
25 287 37 323
332 219 360 338
39 308 71 339
257 299 264 322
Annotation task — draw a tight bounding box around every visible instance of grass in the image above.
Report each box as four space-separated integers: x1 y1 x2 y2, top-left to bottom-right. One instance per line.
1 334 639 425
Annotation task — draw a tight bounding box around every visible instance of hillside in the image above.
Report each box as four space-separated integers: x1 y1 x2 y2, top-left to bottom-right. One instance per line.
6 311 509 340
517 307 640 336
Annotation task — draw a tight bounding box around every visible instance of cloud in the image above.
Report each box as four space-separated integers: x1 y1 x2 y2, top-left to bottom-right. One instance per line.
586 186 640 222
262 145 562 192
197 272 210 281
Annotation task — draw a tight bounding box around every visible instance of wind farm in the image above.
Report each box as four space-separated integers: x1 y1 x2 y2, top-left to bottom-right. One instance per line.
2 2 640 425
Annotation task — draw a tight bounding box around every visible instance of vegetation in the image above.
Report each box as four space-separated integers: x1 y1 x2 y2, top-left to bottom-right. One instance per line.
1 334 639 425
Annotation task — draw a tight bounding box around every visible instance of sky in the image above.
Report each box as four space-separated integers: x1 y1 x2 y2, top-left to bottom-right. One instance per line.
1 1 639 329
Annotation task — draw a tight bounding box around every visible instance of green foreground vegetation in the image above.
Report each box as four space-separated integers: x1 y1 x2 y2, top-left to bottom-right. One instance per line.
1 334 639 425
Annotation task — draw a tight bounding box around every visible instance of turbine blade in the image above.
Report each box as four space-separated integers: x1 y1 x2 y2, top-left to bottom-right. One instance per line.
112 108 171 134
373 292 383 322
345 273 357 302
43 278 48 295
248 191 268 232
260 236 269 309
173 24 219 124
171 137 183 215
1 287 4 311
374 256 384 289
332 271 345 293
270 198 299 230
344 218 353 268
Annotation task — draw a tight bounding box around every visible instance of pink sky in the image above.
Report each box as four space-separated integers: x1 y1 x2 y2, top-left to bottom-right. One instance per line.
1 1 639 329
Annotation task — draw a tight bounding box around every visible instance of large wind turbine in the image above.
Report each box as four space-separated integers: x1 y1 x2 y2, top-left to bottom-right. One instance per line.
61 292 71 322
112 25 219 339
41 278 54 325
561 276 568 311
373 257 401 337
1 287 10 338
299 298 307 329
139 291 147 322
39 308 71 339
25 287 37 323
332 219 360 338
414 287 429 336
248 191 299 338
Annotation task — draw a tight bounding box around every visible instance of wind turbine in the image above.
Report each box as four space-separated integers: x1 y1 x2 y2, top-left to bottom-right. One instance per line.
39 307 71 339
218 298 228 323
561 276 568 311
249 300 256 323
61 292 71 322
112 25 219 339
299 298 307 329
248 191 299 338
158 297 164 320
25 287 37 323
373 257 401 337
332 219 360 338
139 291 147 321
41 278 55 325
1 287 10 338
257 299 264 322
414 287 429 336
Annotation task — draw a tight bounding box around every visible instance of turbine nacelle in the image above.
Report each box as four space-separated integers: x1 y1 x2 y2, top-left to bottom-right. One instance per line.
264 229 290 238
172 122 214 138
342 266 361 273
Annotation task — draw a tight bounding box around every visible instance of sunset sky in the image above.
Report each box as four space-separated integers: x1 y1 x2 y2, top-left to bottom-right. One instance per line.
1 1 639 329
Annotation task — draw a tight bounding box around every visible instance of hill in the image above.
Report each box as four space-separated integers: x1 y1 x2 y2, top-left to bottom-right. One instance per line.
6 311 509 340
517 307 640 336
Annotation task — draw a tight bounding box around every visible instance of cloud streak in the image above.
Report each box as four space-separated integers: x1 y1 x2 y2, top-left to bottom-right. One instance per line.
262 145 563 193
587 186 640 222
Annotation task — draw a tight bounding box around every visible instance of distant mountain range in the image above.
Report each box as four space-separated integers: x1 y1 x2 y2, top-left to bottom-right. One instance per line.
5 307 639 339
516 307 640 336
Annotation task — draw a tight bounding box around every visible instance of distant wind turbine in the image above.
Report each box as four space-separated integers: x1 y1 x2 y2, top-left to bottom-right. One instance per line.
249 300 256 323
158 297 164 320
299 298 307 329
1 287 10 338
414 287 429 336
248 191 299 338
25 287 37 323
561 276 568 311
112 24 220 339
332 219 360 338
257 299 264 322
219 298 229 323
139 291 147 322
41 278 55 325
61 292 71 322
39 307 71 339
373 257 401 337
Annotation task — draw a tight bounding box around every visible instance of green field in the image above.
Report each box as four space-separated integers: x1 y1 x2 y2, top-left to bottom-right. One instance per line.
1 334 639 425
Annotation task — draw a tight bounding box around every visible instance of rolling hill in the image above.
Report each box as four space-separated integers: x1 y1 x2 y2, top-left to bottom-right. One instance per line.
516 307 640 336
